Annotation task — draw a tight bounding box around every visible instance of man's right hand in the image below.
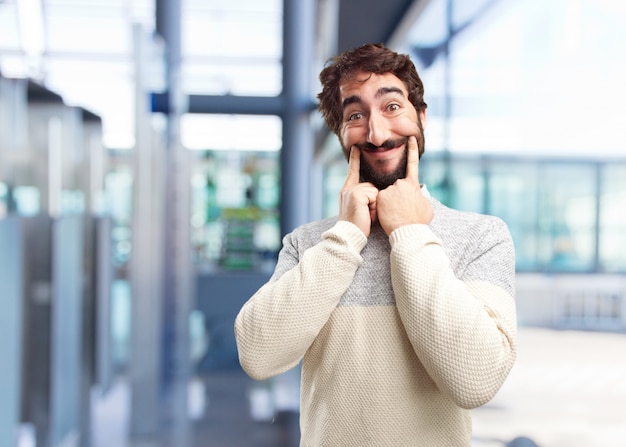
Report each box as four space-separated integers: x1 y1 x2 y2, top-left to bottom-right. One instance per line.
338 147 379 237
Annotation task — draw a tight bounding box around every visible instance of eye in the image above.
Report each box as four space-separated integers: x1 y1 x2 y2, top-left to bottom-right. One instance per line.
387 103 400 112
348 112 364 121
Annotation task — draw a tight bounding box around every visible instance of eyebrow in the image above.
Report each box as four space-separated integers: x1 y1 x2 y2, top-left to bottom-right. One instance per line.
342 86 406 109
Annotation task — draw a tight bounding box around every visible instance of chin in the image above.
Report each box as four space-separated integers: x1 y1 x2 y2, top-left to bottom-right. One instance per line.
361 164 406 190
377 160 403 174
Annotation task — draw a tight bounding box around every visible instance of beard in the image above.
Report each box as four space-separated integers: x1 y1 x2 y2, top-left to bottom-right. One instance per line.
359 144 408 190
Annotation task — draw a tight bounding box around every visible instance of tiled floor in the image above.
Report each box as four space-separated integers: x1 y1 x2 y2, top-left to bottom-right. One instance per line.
91 328 626 447
91 369 299 447
471 328 626 447
195 370 299 447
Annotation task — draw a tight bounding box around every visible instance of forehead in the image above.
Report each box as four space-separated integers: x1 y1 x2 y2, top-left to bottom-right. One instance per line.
339 72 408 101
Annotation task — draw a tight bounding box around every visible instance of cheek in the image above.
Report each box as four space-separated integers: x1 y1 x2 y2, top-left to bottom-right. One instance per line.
340 127 356 148
395 114 420 135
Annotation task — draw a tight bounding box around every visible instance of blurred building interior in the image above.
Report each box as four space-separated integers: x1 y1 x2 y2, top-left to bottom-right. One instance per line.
1 0 625 446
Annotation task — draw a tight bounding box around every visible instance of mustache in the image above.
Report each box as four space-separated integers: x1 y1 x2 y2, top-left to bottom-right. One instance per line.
355 137 408 152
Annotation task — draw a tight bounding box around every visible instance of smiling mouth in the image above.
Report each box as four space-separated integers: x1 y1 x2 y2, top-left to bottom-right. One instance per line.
362 145 400 153
356 137 408 153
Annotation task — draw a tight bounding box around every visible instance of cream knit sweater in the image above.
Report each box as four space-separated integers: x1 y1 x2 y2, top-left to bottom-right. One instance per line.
235 197 517 446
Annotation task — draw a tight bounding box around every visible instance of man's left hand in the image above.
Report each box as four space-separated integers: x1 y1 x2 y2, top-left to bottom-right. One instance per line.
377 135 434 235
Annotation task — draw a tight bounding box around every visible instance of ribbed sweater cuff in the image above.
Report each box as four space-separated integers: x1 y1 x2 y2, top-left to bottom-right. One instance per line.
388 224 440 247
328 220 368 252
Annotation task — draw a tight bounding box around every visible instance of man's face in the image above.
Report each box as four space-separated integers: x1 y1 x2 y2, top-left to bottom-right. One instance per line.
339 72 426 190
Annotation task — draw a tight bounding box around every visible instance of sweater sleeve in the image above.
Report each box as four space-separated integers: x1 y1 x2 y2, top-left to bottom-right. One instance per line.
234 220 367 380
389 219 517 409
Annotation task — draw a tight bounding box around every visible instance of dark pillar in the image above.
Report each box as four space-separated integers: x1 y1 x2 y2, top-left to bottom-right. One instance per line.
280 0 316 236
156 0 193 446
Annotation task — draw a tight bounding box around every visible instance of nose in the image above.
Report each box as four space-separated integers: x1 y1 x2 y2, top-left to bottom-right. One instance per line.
367 112 391 147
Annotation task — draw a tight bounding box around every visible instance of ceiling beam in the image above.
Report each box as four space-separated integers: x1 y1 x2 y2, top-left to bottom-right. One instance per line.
336 0 422 52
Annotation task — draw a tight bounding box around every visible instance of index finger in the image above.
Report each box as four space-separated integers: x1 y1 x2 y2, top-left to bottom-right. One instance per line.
404 135 420 184
343 146 361 188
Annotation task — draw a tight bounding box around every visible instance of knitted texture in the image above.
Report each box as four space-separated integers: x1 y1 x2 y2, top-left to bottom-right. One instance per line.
235 197 517 446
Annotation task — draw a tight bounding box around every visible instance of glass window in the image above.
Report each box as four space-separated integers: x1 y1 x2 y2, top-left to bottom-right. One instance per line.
447 158 485 213
416 155 607 273
420 155 450 203
181 114 282 152
322 160 347 218
488 160 539 271
0 182 7 218
536 163 597 272
599 164 626 272
420 155 485 212
403 0 626 167
191 150 281 272
105 165 134 269
182 0 282 97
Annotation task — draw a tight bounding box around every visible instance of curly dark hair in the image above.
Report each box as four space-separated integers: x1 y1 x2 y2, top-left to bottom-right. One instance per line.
317 43 427 137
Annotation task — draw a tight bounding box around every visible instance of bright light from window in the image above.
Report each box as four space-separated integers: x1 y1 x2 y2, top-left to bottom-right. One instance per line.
181 114 282 151
407 0 626 158
16 0 45 54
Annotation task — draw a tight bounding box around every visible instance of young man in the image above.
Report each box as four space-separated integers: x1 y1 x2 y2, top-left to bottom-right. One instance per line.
235 43 517 446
